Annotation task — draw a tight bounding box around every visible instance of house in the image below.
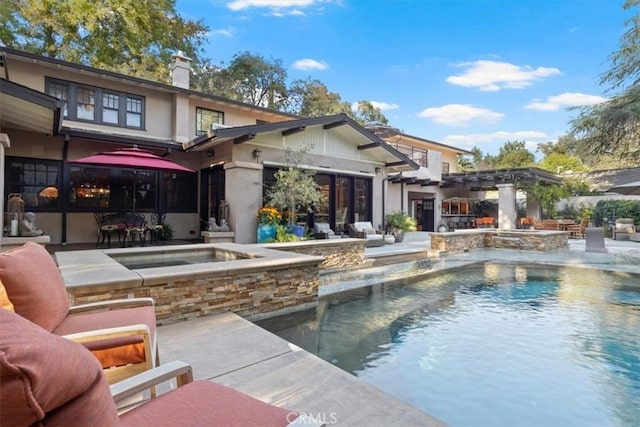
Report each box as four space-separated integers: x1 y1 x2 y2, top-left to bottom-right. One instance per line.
0 47 472 245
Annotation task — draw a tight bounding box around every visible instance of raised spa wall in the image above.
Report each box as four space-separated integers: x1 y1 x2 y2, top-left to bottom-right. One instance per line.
429 229 569 253
56 239 367 325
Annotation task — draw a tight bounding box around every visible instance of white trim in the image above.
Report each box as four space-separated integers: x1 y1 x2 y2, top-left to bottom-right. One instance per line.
262 160 376 177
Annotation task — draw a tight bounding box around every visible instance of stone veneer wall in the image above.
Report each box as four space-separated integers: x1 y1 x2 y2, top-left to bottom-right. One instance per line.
430 230 568 253
68 262 319 325
261 238 367 270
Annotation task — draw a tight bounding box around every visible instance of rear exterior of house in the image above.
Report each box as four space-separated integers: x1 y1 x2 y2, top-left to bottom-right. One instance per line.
0 47 469 245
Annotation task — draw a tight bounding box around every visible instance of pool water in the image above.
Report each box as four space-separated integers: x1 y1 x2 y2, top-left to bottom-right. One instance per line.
258 263 640 427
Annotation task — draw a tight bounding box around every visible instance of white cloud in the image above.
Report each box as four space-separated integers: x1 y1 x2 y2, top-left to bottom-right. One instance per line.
369 101 399 111
210 28 234 37
227 0 315 11
292 58 329 71
443 130 549 151
446 60 561 92
417 104 504 127
525 92 607 111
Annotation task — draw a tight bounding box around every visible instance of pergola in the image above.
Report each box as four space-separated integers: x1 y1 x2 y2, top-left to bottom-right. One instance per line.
441 168 562 229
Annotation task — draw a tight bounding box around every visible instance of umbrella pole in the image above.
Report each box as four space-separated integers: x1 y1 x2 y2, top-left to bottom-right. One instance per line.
132 169 137 216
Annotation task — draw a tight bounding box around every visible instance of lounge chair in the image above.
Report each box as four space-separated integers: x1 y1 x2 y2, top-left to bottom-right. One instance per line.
0 308 318 426
613 218 636 240
0 242 157 384
313 222 341 239
348 221 384 247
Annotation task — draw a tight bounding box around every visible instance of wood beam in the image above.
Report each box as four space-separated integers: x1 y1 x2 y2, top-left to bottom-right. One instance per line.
233 133 256 144
323 120 347 130
357 142 379 150
282 126 306 136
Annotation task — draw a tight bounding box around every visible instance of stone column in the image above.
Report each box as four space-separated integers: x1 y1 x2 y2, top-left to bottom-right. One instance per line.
525 195 541 219
224 160 263 244
497 183 516 230
0 133 10 251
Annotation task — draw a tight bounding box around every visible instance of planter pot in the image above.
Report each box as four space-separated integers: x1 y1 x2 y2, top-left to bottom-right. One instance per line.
437 225 448 233
393 229 404 243
290 224 305 238
257 224 276 243
384 234 396 244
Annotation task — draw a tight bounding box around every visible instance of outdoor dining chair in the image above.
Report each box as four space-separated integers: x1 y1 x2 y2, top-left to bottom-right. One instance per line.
0 308 319 426
0 242 158 385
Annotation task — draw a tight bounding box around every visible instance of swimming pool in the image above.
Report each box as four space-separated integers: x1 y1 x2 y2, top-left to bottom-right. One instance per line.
258 262 640 427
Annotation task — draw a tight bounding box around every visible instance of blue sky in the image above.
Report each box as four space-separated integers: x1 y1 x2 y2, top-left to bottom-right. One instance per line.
176 0 632 156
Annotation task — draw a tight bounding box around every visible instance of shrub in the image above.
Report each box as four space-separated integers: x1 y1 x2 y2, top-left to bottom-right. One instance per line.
592 200 640 226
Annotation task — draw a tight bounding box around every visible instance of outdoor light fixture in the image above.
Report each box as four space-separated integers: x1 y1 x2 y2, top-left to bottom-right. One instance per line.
375 167 382 174
252 149 261 162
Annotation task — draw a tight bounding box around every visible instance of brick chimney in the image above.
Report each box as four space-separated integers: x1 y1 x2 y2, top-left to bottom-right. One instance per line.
169 51 191 89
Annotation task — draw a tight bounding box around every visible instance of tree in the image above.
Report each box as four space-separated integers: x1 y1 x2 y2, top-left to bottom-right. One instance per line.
522 183 570 219
493 141 535 169
0 0 208 82
287 78 351 117
570 0 640 165
267 144 326 227
192 52 289 109
537 153 585 174
352 101 388 126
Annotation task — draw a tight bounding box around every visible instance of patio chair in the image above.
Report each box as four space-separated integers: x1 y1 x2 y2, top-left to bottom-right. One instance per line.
348 221 384 247
0 242 158 385
94 212 125 247
613 218 636 240
313 222 341 239
566 219 588 239
0 308 317 427
146 212 166 244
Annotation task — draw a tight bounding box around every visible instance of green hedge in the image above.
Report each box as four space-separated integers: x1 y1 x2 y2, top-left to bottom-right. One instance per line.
592 200 640 226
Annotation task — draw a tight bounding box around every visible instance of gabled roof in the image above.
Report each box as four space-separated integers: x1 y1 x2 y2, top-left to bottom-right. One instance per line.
366 125 473 155
184 113 420 172
0 78 64 135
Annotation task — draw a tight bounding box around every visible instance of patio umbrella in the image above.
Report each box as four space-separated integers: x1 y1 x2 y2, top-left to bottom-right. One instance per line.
607 181 640 196
70 146 194 214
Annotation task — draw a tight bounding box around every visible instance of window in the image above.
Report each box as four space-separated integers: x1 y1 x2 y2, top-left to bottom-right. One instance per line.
442 162 450 174
48 81 68 117
6 157 61 211
76 86 95 121
164 172 197 212
102 93 119 124
45 78 144 129
126 97 142 128
69 166 112 209
196 107 224 136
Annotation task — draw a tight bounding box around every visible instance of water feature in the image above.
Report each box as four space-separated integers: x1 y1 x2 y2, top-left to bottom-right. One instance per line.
258 262 640 427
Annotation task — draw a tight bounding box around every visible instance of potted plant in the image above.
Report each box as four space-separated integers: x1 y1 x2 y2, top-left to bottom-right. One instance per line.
266 144 326 239
256 206 281 243
385 210 417 242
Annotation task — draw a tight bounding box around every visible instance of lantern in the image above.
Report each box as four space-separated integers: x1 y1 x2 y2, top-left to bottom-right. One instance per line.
218 200 230 229
7 193 24 237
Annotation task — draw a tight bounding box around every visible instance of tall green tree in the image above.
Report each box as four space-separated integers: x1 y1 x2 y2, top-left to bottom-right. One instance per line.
0 0 208 82
571 0 640 165
493 141 535 168
192 52 288 110
287 78 352 117
352 101 388 126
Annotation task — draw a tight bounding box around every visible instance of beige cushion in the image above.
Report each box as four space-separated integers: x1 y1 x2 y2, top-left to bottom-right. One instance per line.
0 308 119 426
0 242 70 331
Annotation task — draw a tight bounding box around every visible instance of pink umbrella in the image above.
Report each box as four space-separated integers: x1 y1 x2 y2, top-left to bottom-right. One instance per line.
71 146 194 213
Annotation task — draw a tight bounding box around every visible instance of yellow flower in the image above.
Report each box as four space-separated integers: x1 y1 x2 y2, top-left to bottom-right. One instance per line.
257 206 282 225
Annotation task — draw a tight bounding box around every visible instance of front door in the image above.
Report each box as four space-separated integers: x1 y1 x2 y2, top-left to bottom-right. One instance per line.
422 198 435 232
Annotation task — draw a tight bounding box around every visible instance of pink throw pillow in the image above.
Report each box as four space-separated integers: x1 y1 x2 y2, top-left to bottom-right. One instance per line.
0 242 70 331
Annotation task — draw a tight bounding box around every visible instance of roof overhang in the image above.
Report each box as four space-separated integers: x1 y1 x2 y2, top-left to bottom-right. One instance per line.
0 78 64 135
184 113 420 172
61 127 183 151
440 167 562 190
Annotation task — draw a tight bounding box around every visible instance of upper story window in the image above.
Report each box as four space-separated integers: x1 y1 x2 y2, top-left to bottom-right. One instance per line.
196 107 224 136
45 78 145 130
389 142 428 167
442 162 450 174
